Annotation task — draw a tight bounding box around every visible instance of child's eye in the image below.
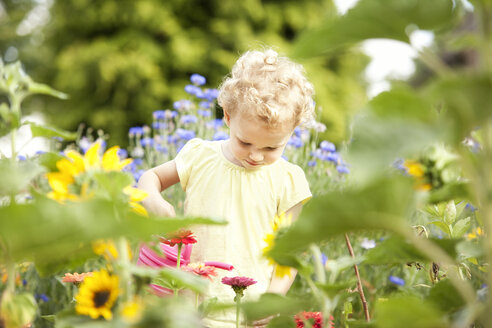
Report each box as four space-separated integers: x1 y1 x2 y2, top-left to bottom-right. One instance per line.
239 140 251 146
266 147 277 151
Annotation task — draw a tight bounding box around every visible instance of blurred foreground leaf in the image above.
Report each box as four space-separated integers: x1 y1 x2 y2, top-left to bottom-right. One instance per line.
270 176 415 261
0 158 44 196
28 122 77 141
292 0 455 58
242 293 310 322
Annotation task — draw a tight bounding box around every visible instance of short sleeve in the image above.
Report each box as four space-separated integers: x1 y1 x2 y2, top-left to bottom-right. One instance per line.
174 138 203 191
278 164 312 215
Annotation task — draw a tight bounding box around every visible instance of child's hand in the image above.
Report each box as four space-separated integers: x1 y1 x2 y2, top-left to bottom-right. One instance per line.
142 193 176 217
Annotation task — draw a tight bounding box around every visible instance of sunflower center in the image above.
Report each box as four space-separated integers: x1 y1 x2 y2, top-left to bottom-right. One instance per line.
93 290 110 307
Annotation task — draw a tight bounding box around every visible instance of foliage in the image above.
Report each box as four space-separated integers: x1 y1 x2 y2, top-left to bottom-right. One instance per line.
0 0 367 146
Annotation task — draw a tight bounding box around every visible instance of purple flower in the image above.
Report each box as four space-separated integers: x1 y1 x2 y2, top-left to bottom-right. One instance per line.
203 88 219 101
190 73 206 86
180 115 198 124
198 109 212 117
288 136 303 148
176 129 195 140
35 150 46 155
152 122 167 130
323 152 339 163
199 101 212 109
185 84 201 96
206 118 224 130
337 165 350 174
129 127 144 136
153 110 166 120
321 253 328 266
221 276 257 296
140 137 154 147
174 100 192 111
466 203 477 212
320 141 336 152
154 145 168 154
389 275 405 286
308 160 317 167
167 135 178 144
133 169 145 182
117 148 128 159
213 131 229 141
17 155 26 161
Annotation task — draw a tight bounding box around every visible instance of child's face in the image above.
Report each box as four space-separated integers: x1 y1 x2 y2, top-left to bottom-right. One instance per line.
224 110 293 169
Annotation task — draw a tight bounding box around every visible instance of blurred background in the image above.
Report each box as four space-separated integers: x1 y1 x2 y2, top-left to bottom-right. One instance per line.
0 0 432 148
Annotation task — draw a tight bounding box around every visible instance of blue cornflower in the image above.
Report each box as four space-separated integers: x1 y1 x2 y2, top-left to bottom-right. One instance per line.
388 275 405 286
393 158 406 172
206 118 224 130
174 100 193 111
166 110 178 119
204 88 219 101
117 148 128 159
288 136 303 148
213 131 229 141
22 279 27 286
154 144 168 154
308 160 317 167
152 122 167 130
176 128 195 140
337 165 350 174
320 140 336 152
466 203 478 212
35 150 46 155
281 155 288 161
134 158 143 166
185 84 201 96
294 126 302 137
199 101 212 109
140 137 154 147
198 109 212 117
190 73 206 86
52 136 63 142
129 126 144 136
323 152 339 163
17 155 26 161
36 294 50 302
153 110 166 120
133 169 145 182
321 253 328 266
168 134 178 144
181 115 198 124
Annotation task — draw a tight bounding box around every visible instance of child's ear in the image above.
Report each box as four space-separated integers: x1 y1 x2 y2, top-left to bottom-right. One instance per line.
223 110 231 127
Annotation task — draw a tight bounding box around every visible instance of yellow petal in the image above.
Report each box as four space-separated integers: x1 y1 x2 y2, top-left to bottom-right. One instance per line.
123 186 148 202
102 146 120 171
84 143 101 169
129 202 148 216
46 172 73 194
66 151 85 173
117 158 133 171
56 158 81 177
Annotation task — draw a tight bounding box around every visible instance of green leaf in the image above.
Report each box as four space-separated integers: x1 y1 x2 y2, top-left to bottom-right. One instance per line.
364 236 427 264
35 151 65 172
430 221 451 236
270 176 414 260
92 171 134 201
242 293 310 322
375 295 447 328
456 239 484 259
451 217 471 238
0 197 226 266
0 158 45 196
0 103 21 138
427 182 471 204
28 82 69 99
316 280 356 298
154 267 207 294
29 122 77 140
292 0 456 58
427 279 465 313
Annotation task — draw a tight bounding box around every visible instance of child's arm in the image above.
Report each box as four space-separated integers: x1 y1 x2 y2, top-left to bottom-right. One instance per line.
266 201 303 295
137 160 180 217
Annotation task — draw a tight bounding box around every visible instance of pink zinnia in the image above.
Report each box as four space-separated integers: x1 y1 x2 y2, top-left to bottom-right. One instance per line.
159 229 197 247
221 276 257 297
183 263 218 281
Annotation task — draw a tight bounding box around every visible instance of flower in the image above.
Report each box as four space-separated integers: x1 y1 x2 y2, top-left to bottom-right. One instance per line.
181 115 198 124
360 238 376 249
123 186 148 216
62 272 93 284
221 276 257 297
263 213 294 277
336 165 350 174
160 229 197 247
190 73 206 86
153 110 166 120
93 239 133 261
388 275 405 286
467 227 483 240
120 299 142 324
294 312 334 328
320 141 336 152
403 160 432 191
213 131 229 141
183 263 218 281
75 269 119 320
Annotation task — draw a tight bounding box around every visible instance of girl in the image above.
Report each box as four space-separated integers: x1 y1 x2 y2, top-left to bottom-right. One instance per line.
138 48 314 328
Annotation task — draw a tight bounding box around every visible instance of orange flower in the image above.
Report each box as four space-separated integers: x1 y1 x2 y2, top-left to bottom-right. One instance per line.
62 272 93 284
183 263 218 281
160 229 197 247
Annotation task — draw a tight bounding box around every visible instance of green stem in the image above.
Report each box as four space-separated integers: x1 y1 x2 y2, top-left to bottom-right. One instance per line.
310 244 326 284
176 244 182 269
117 236 131 303
6 261 16 294
236 294 241 328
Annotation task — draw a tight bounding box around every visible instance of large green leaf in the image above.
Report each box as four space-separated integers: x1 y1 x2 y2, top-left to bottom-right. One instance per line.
427 279 465 313
0 158 45 196
292 0 456 58
153 267 208 294
28 122 77 141
242 293 311 322
270 176 415 261
374 295 447 328
0 197 226 265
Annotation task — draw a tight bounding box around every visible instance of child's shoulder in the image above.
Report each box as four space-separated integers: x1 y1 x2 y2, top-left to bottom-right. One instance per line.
271 158 306 178
177 138 221 158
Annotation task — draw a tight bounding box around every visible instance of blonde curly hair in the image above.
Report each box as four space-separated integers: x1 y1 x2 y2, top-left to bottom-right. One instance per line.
218 49 315 129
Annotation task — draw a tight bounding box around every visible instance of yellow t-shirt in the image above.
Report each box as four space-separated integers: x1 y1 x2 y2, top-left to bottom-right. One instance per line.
174 138 311 328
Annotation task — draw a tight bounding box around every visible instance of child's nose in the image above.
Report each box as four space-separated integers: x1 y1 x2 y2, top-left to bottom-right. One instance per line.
249 151 264 162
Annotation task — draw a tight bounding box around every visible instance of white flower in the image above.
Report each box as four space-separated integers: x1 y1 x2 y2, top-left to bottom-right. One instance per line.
360 238 376 249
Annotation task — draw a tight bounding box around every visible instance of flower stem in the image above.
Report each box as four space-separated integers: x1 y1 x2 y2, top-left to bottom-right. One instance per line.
235 294 241 328
176 244 182 269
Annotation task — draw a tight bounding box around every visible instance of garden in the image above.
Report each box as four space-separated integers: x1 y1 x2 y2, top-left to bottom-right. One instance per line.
0 0 491 327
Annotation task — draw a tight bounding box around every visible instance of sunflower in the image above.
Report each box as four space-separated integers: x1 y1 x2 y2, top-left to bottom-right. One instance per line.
75 269 120 320
46 142 148 215
262 213 294 278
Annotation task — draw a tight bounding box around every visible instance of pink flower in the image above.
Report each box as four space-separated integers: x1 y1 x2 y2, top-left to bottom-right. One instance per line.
159 229 197 247
61 272 93 284
221 276 257 288
204 261 234 271
294 312 334 328
183 263 218 281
